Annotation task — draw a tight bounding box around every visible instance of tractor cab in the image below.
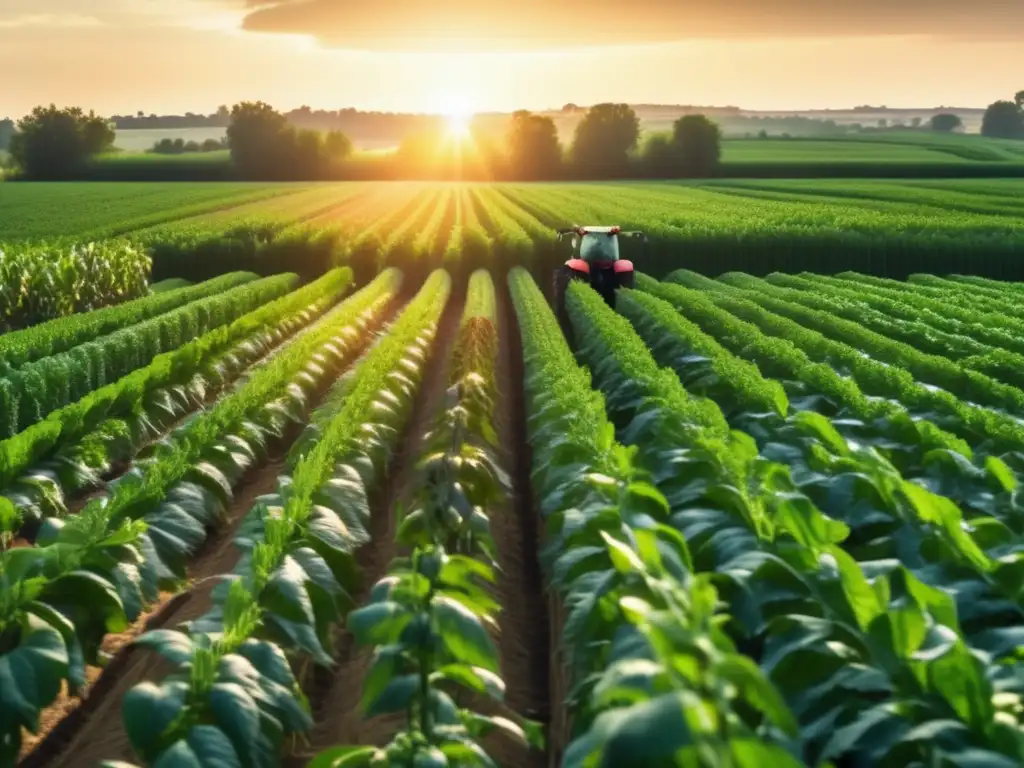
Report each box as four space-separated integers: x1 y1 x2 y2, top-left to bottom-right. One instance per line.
553 225 648 320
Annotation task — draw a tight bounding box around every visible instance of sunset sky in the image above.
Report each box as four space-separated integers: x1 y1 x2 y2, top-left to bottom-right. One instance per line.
1 0 1022 118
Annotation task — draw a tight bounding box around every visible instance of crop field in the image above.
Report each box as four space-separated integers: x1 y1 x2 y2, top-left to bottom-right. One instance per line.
5 179 1024 768
723 133 1024 164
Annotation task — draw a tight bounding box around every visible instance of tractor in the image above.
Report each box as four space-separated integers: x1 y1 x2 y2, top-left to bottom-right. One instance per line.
552 226 648 321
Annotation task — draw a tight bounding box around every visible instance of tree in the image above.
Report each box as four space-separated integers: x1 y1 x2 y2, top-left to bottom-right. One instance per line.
8 105 114 178
226 101 352 179
324 130 353 161
570 103 640 177
670 114 722 177
505 110 561 179
638 133 675 178
0 118 13 151
930 113 963 132
981 100 1024 139
1016 91 1024 109
227 101 290 178
910 117 922 128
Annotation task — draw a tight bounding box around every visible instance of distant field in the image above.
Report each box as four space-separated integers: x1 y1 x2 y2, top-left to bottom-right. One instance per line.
113 127 227 151
0 182 308 241
722 133 1024 164
3 179 1024 279
721 139 976 164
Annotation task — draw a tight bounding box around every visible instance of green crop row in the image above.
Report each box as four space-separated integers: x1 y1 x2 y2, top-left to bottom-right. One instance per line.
631 275 972 467
622 280 1024 561
495 182 1024 280
511 268 802 765
811 272 1024 359
0 268 403 765
0 183 305 243
570 278 1024 764
111 270 447 767
0 270 351 493
309 269 539 766
764 273 1024 392
2 269 361 540
0 273 297 441
0 240 151 331
0 271 257 375
668 269 1024 456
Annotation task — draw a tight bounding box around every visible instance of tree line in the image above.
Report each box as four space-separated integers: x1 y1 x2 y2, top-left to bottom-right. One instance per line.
0 101 723 180
3 94 1022 180
981 91 1024 140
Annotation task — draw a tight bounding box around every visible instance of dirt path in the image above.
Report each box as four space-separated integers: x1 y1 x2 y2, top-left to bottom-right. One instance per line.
484 285 552 767
289 288 465 763
19 300 402 768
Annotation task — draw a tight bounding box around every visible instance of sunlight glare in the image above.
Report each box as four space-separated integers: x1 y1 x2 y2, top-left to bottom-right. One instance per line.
446 112 472 139
433 87 476 140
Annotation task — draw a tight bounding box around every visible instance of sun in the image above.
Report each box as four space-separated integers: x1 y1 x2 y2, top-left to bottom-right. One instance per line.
446 111 472 140
432 88 477 141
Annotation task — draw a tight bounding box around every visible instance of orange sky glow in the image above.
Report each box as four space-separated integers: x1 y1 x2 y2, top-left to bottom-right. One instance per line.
0 0 1021 118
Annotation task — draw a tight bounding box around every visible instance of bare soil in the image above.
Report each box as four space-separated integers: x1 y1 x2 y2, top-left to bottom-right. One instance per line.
484 285 552 767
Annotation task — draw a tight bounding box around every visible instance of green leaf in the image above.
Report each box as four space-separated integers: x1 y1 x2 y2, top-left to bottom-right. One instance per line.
25 601 86 693
795 411 850 457
150 726 244 768
135 630 195 667
985 455 1018 493
729 738 805 768
575 693 691 765
208 682 262 766
262 555 316 624
365 674 419 717
433 596 498 669
928 639 994 735
41 569 129 633
307 746 377 768
361 645 404 714
600 531 644 574
0 614 69 730
830 547 883 632
185 725 243 767
714 655 799 736
0 496 17 532
430 664 505 700
412 746 448 767
347 601 413 646
122 681 189 761
151 741 202 768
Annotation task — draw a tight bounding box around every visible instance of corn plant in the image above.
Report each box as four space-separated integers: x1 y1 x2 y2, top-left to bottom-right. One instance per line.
0 240 151 331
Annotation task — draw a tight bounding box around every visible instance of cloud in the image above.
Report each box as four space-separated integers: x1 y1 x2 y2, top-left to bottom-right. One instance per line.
0 13 104 28
234 0 1024 51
